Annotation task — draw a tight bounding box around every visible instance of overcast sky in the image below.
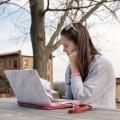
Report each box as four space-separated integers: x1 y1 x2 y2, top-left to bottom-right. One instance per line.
0 0 120 82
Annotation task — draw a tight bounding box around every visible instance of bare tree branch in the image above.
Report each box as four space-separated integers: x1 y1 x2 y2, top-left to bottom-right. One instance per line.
8 1 30 14
47 0 120 53
0 0 10 5
47 0 75 53
69 0 94 22
69 0 80 21
0 1 30 20
46 0 50 10
44 0 120 13
103 3 120 23
0 6 5 15
80 0 107 23
52 40 61 52
44 3 98 13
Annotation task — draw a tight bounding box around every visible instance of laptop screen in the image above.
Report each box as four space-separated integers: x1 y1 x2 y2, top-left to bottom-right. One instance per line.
5 70 51 105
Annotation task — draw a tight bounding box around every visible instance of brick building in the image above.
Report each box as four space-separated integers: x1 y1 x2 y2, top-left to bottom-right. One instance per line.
0 50 53 97
116 78 120 99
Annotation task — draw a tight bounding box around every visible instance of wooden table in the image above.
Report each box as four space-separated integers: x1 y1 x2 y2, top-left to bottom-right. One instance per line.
0 98 120 120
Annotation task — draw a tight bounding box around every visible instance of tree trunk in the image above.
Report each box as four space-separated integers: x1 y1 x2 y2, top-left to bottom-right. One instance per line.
29 0 48 79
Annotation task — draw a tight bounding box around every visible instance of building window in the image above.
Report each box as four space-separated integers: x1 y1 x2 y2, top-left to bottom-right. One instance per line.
14 60 18 69
0 62 4 69
24 60 28 67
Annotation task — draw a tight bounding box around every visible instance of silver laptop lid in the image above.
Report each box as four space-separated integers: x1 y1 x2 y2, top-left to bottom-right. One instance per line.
4 70 51 105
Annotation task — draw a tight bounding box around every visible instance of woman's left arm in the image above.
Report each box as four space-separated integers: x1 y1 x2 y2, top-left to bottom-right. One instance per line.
70 63 115 103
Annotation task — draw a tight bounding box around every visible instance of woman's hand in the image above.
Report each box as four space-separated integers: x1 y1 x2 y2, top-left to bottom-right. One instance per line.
68 50 80 73
68 50 77 64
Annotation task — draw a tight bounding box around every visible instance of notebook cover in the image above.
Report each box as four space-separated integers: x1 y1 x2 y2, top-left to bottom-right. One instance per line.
17 100 80 110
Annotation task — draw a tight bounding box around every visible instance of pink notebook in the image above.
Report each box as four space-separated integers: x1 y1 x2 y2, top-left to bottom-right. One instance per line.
17 100 80 110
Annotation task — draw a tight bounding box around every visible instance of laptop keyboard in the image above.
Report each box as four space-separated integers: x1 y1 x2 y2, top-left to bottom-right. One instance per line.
51 98 72 103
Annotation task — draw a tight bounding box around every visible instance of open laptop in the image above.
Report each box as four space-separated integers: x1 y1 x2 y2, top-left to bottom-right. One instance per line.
4 69 79 109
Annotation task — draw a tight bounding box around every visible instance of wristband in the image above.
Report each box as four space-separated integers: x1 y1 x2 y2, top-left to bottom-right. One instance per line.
71 72 80 77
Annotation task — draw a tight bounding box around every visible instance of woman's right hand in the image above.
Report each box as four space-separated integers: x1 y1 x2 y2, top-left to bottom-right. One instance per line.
68 50 80 73
68 50 78 65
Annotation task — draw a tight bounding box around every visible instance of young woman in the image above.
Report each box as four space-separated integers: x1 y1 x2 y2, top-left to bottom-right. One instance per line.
60 22 116 109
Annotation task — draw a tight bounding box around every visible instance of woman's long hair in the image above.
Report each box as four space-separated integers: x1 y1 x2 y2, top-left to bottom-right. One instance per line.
61 23 100 82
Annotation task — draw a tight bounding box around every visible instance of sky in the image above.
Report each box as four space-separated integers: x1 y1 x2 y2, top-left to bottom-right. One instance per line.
0 0 120 82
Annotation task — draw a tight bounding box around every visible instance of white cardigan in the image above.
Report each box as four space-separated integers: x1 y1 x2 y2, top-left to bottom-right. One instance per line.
65 55 116 109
